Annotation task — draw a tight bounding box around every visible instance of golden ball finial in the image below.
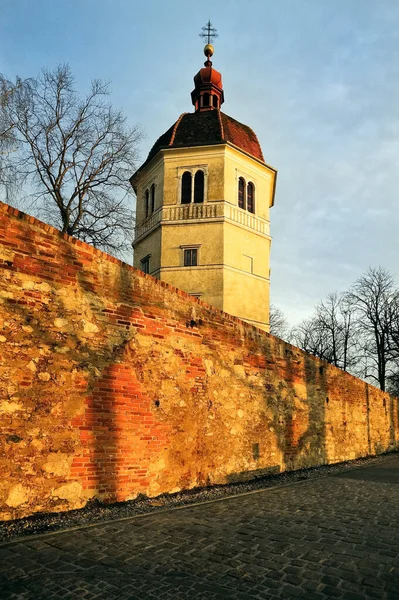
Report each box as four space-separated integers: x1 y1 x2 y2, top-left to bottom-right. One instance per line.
204 43 214 58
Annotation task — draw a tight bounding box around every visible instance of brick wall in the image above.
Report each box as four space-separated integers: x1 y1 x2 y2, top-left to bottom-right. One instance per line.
0 200 398 520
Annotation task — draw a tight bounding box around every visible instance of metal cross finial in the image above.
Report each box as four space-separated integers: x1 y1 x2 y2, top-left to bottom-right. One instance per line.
199 20 218 44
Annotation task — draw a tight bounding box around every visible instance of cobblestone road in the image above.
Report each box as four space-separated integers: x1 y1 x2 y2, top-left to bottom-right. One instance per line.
1 458 399 599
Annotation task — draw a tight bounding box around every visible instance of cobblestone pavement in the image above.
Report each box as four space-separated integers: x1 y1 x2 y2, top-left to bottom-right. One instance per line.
1 459 399 599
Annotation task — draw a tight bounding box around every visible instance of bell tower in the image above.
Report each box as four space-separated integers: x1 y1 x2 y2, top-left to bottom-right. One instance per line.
130 23 277 331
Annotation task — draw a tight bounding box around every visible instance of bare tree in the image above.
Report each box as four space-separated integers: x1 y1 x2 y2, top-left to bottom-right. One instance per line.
345 267 399 391
0 76 14 142
1 65 142 256
315 292 359 372
0 74 25 201
290 269 399 388
291 315 334 363
291 292 358 372
269 304 291 340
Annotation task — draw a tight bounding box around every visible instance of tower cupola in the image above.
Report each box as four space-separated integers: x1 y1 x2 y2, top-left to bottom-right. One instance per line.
191 41 224 111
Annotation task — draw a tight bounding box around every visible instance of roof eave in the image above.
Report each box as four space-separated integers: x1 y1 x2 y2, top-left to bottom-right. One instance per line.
225 140 277 171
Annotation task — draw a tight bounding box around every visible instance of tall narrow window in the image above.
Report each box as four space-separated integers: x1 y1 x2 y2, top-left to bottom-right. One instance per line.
145 189 149 218
194 170 204 203
140 255 150 274
150 184 155 213
184 248 198 266
247 182 255 214
203 93 210 107
181 171 192 204
238 177 245 209
212 95 218 108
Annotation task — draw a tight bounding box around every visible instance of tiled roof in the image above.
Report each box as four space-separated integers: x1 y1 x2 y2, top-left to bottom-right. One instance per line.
220 113 264 163
136 110 264 175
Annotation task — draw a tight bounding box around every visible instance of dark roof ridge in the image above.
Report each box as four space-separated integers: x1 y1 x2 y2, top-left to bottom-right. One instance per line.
217 109 225 140
169 112 188 146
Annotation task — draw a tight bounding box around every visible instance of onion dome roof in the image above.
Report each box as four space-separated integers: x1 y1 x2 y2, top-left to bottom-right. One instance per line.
193 64 223 89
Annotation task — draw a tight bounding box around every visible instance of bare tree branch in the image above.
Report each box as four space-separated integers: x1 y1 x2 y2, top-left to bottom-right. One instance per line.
1 65 143 257
0 74 30 202
291 291 360 373
345 267 399 391
269 304 291 340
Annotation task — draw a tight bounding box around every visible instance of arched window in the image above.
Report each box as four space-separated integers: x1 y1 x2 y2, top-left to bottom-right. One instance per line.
247 182 255 214
212 95 218 108
181 171 192 204
145 189 149 218
194 170 204 203
151 183 155 213
238 177 245 209
202 93 210 107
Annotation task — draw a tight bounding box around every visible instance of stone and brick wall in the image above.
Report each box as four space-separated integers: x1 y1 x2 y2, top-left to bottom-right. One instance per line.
0 200 398 520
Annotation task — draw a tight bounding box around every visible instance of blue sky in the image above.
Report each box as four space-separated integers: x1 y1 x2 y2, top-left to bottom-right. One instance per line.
1 0 399 325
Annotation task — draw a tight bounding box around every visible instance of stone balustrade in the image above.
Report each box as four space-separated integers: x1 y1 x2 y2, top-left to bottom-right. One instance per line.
134 201 270 242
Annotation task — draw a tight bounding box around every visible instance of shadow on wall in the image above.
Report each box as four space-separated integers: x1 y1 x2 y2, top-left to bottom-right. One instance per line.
78 264 172 503
69 252 182 504
265 345 328 472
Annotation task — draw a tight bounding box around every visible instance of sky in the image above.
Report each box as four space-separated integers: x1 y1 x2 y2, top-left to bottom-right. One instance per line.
1 0 399 326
